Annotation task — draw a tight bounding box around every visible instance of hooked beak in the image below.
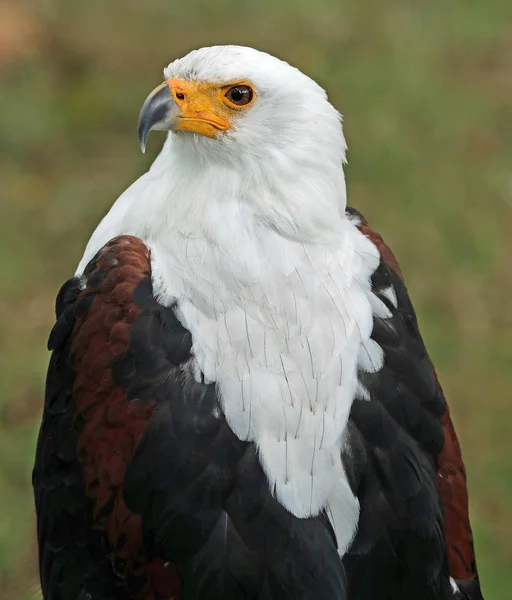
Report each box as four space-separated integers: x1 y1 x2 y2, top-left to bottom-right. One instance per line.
137 79 231 153
137 82 177 153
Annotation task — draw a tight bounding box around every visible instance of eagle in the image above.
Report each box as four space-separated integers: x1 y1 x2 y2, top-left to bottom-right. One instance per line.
32 45 484 600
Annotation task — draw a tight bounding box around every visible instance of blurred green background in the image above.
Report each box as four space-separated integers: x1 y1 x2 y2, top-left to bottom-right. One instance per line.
0 0 511 598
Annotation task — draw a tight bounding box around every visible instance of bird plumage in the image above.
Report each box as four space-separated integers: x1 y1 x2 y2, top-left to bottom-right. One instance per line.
33 45 483 600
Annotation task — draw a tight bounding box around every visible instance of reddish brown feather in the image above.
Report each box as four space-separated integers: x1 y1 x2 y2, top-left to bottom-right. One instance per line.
356 216 404 281
355 213 477 581
71 236 180 600
436 378 476 580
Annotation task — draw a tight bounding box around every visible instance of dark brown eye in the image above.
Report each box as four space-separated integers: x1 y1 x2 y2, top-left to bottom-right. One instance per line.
225 85 254 107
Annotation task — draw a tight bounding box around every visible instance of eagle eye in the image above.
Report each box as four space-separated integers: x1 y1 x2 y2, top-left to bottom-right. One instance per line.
224 85 254 107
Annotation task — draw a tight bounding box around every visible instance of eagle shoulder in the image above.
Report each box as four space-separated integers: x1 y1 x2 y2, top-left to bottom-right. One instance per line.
34 236 181 600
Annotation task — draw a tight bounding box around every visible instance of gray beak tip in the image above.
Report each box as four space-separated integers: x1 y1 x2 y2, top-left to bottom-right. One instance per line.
137 82 175 153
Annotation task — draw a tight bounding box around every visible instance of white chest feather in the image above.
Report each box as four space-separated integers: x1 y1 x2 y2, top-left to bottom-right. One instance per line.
147 207 384 555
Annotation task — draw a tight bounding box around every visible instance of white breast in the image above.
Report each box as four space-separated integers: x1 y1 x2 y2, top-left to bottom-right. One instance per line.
149 207 385 555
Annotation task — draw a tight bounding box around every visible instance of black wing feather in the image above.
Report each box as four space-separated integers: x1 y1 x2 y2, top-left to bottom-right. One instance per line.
343 257 457 600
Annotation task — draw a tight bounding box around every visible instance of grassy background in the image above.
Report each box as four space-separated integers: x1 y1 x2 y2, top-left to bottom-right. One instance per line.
1 0 511 597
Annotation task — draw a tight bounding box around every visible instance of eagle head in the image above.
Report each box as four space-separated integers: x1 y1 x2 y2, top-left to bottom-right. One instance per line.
137 45 346 171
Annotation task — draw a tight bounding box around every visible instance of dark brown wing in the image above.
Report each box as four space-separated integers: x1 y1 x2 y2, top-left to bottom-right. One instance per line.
33 236 346 600
344 207 482 600
33 237 179 600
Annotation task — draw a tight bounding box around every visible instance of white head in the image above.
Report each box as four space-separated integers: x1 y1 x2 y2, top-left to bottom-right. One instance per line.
138 45 348 242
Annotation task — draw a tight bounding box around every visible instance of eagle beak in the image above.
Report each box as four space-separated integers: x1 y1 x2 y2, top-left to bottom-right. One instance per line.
138 79 232 152
137 82 177 153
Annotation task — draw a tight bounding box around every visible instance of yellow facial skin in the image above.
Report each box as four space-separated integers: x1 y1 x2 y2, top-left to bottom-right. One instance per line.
165 78 256 138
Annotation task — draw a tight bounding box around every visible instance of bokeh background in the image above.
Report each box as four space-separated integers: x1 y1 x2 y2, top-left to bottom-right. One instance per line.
1 0 511 598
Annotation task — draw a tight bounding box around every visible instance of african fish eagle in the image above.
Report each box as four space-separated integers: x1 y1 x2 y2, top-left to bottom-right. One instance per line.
33 45 484 600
